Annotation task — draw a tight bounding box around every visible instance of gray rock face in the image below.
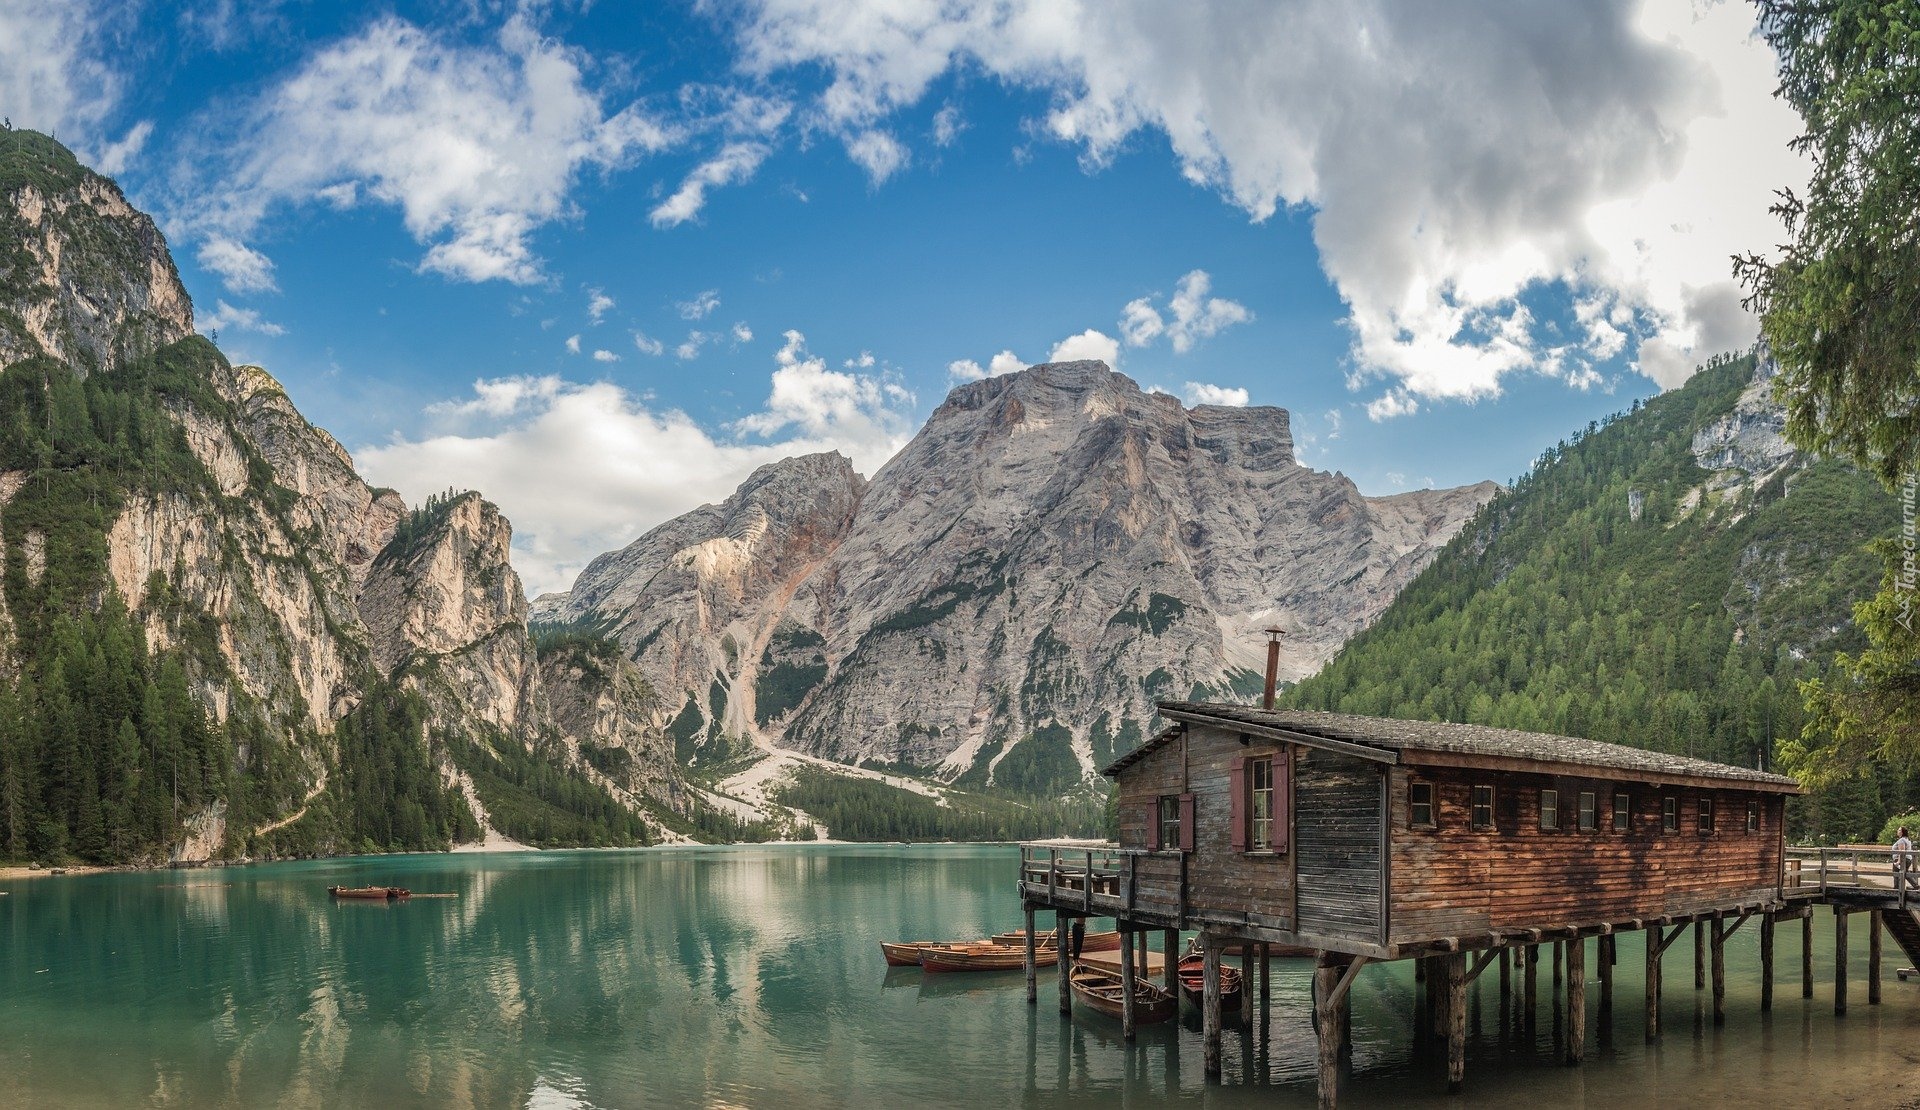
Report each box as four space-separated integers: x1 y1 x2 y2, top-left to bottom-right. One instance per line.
1690 350 1794 485
0 149 192 374
552 361 1496 790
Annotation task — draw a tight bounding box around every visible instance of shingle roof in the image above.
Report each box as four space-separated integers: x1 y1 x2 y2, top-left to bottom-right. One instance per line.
1103 702 1801 792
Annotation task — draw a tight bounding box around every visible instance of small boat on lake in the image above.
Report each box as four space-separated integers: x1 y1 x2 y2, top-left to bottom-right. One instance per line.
1176 953 1243 1011
328 885 411 900
989 928 1122 953
920 944 1040 973
1069 965 1176 1024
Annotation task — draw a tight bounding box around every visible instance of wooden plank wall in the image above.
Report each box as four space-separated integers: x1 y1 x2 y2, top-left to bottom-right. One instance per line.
1112 727 1297 930
1295 751 1384 939
1387 765 1786 945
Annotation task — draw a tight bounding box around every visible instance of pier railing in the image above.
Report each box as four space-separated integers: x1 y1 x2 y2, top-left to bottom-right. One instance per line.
1785 845 1920 906
1018 841 1177 918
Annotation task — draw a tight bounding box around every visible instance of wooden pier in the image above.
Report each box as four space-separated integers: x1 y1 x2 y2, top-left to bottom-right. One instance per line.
1011 702 1902 1107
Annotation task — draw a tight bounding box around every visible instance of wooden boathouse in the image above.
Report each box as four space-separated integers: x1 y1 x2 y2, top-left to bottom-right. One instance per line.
1015 699 1920 1106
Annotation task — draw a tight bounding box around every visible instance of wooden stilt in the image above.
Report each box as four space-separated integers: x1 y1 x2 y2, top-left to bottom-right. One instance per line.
1524 944 1538 1029
1553 939 1563 992
1870 911 1883 1006
1711 918 1726 1026
1414 956 1433 1047
1120 929 1138 1040
1242 944 1255 1017
1261 943 1272 1005
1203 942 1223 1077
1645 925 1663 1043
1498 948 1511 998
1164 930 1179 994
1835 908 1849 1017
1024 904 1038 1004
1446 952 1467 1094
1802 912 1814 999
1597 934 1613 1045
1316 957 1347 1110
1415 957 1426 984
1566 937 1586 1064
1694 920 1705 990
1057 913 1073 1016
1760 912 1775 1012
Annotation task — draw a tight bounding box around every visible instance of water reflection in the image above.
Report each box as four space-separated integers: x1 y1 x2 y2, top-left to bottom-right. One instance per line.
2 849 1918 1108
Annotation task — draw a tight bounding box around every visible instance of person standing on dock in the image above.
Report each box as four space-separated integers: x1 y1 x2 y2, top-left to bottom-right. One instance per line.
1895 827 1914 893
1070 918 1086 961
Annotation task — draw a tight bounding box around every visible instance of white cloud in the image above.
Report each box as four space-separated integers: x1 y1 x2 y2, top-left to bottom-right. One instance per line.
676 331 710 360
92 119 152 175
565 334 581 354
732 321 754 343
844 351 874 369
677 289 721 319
724 0 1805 399
592 348 619 362
1182 381 1249 407
586 288 614 324
1386 471 1407 488
1119 297 1164 347
197 236 279 294
845 129 909 183
1365 389 1419 422
948 349 1028 383
989 350 1025 377
181 13 672 284
1048 328 1119 367
200 299 286 337
931 104 964 146
650 141 771 227
947 358 985 382
632 330 664 356
1119 270 1251 353
360 346 915 595
0 0 139 170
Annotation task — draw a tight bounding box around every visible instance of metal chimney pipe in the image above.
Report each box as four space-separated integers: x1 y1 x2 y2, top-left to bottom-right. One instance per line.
1262 627 1286 709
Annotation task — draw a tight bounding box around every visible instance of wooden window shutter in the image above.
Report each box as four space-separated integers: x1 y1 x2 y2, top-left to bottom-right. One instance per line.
1229 757 1248 852
1179 792 1195 852
1273 751 1292 854
1146 800 1161 851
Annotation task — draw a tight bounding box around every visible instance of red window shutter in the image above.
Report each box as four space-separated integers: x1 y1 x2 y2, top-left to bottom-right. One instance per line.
1273 751 1291 854
1179 792 1195 852
1229 757 1247 852
1146 800 1161 851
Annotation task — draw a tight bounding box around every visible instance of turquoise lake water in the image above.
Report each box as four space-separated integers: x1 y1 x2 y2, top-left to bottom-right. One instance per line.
2 844 1917 1107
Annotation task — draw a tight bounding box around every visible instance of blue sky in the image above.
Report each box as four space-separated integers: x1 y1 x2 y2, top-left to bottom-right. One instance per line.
6 0 1805 595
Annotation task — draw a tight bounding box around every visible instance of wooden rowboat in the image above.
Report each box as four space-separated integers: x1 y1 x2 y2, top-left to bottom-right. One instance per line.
1069 965 1176 1024
328 885 410 900
990 928 1122 953
920 944 1042 973
1177 953 1243 1011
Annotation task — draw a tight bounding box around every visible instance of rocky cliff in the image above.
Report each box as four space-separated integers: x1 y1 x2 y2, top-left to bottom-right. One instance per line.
539 362 1496 793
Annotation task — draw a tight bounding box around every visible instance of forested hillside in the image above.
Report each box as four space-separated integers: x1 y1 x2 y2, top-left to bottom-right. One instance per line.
1286 352 1903 842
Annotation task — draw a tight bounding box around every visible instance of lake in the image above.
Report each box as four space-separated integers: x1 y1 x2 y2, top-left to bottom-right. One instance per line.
3 844 1917 1107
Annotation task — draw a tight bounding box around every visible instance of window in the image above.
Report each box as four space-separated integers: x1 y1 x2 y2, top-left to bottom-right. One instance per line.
1539 789 1560 830
1158 796 1181 850
1250 758 1275 851
1578 792 1597 832
1662 796 1679 833
1471 785 1495 831
1698 798 1715 834
1613 792 1631 832
1410 781 1435 828
1746 800 1759 833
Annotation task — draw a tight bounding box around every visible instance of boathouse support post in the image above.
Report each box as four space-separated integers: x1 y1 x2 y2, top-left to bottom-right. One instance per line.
1803 912 1814 998
1566 937 1586 1065
1413 957 1433 1046
1523 944 1538 1030
1645 925 1662 1043
1203 940 1224 1078
1057 912 1073 1016
1164 930 1179 993
1870 912 1883 1005
1553 939 1563 993
1711 917 1727 1026
1694 920 1705 990
1315 956 1351 1110
1446 951 1467 1094
1498 947 1511 1001
1597 934 1613 1045
1835 907 1849 1016
1120 928 1138 1041
1261 943 1272 1005
1760 912 1774 1012
1024 904 1037 1004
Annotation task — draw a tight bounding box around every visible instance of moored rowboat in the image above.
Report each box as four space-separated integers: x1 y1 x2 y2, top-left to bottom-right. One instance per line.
920 944 1040 973
1176 953 1243 1011
989 928 1122 953
330 883 408 898
1069 965 1176 1024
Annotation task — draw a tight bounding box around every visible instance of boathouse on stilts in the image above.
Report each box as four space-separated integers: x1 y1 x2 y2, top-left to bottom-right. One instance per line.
1012 681 1920 1106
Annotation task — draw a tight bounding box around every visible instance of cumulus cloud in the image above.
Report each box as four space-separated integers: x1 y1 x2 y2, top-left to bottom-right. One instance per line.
565 334 581 354
1048 328 1119 367
651 141 771 227
586 288 614 324
200 299 286 337
0 0 148 172
1120 270 1251 352
723 0 1805 400
359 339 915 595
931 104 964 147
845 129 909 183
197 236 279 294
676 331 711 360
179 13 672 284
1366 389 1419 422
1182 381 1249 407
632 330 664 356
592 348 619 362
1119 297 1165 347
732 321 754 343
677 289 721 319
949 349 1028 382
